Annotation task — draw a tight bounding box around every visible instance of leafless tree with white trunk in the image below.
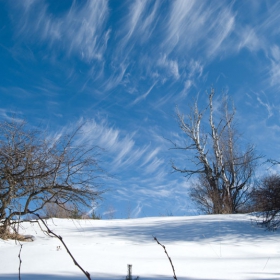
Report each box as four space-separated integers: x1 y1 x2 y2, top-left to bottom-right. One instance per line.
0 120 105 239
171 89 259 214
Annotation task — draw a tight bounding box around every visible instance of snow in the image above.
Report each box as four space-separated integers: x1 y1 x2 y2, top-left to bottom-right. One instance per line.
1 214 280 280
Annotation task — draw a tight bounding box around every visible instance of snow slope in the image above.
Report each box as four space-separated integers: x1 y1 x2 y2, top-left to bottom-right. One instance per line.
0 214 280 280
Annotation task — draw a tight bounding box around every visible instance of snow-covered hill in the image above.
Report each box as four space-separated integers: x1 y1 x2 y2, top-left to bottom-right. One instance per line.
1 214 280 280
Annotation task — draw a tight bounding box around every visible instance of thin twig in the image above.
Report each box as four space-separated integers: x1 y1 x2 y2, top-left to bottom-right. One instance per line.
153 236 178 280
18 244 23 280
33 213 91 280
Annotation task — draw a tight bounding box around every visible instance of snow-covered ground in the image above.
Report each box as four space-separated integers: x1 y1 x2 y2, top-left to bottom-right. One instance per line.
1 214 280 280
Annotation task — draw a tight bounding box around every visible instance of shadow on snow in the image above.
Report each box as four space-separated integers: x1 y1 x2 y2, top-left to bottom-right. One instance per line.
1 273 280 280
68 214 280 244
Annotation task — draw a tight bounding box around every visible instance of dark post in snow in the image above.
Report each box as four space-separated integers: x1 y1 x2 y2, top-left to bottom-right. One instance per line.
126 264 132 280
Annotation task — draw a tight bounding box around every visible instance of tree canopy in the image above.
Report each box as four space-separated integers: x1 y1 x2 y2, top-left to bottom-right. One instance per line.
0 120 104 238
172 89 259 214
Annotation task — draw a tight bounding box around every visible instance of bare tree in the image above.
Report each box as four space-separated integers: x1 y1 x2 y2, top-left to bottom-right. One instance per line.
171 89 259 214
0 120 105 238
43 202 83 219
252 174 280 229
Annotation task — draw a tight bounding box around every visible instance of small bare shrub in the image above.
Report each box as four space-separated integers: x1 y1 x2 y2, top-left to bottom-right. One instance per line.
252 174 280 229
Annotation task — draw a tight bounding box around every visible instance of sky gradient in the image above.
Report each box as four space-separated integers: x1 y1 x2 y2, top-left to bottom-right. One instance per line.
1 0 280 218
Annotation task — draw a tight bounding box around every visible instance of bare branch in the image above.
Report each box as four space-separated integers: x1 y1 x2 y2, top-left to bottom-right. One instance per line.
33 213 91 280
0 120 105 237
171 88 259 214
153 236 177 280
18 244 23 280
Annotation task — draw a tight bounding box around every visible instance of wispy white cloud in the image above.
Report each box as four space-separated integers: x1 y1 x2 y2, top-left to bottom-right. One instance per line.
179 59 204 98
121 0 146 48
237 26 262 52
257 2 280 36
248 90 280 132
119 0 159 48
188 60 203 78
256 96 273 118
130 176 190 203
164 0 235 58
75 118 164 172
207 9 235 58
141 147 161 166
68 117 183 216
266 45 280 88
231 3 280 88
103 0 160 91
144 157 165 174
131 202 142 218
14 1 110 63
102 207 117 217
0 108 23 122
107 174 194 217
131 81 157 105
104 61 129 91
269 60 280 87
79 119 132 151
109 172 186 207
271 45 280 61
157 54 180 80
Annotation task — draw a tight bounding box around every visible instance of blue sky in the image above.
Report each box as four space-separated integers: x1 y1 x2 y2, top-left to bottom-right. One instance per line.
1 0 280 218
